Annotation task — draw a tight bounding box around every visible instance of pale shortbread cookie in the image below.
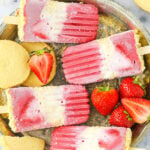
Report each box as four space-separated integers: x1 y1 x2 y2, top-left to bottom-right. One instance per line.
134 0 150 13
0 40 30 89
0 136 45 150
21 42 56 86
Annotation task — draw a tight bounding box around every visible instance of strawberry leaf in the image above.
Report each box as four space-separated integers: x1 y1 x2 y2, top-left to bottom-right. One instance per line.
124 110 133 121
30 47 51 57
97 85 112 92
123 110 128 114
133 76 144 89
148 116 150 121
128 118 133 121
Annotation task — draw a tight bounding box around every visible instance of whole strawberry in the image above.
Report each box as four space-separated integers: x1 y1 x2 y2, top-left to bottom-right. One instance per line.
91 86 119 116
109 105 134 128
119 77 144 98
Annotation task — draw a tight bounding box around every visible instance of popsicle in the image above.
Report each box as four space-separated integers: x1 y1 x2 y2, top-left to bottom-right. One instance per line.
62 30 150 85
51 126 132 150
0 85 90 132
4 0 99 43
0 136 45 150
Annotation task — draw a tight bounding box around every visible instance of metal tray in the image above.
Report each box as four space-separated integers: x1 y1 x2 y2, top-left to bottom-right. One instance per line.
0 0 150 149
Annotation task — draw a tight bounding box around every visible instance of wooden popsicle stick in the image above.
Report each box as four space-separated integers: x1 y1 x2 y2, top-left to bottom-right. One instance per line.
3 16 19 25
0 106 8 114
138 45 150 55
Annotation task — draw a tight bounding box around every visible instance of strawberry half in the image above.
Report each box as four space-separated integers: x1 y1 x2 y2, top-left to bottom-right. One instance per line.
91 86 119 116
28 48 53 84
121 98 150 124
109 105 134 128
119 77 144 98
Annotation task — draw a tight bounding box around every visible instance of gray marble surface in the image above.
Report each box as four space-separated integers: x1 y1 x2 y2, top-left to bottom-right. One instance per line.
113 0 150 32
0 0 149 149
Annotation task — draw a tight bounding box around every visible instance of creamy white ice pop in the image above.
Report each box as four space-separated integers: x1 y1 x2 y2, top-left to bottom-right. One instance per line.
1 85 90 132
62 30 145 84
50 126 132 150
5 0 99 43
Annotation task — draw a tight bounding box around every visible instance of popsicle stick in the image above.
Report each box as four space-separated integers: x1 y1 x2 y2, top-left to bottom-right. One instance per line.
138 45 150 55
0 106 8 114
3 16 19 25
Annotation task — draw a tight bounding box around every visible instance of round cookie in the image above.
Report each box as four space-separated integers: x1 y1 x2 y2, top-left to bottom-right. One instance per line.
134 0 150 12
21 42 56 87
0 40 30 89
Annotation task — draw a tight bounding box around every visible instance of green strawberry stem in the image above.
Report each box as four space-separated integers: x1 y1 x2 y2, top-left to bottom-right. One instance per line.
123 110 133 121
133 76 144 89
97 85 111 92
148 116 150 121
30 47 51 57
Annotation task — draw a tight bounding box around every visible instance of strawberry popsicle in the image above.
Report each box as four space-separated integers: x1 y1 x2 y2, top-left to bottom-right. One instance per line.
50 126 132 150
11 0 99 43
4 85 90 132
62 30 145 84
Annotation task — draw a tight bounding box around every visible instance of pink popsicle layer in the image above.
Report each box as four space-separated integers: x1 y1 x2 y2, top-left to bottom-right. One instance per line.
6 85 90 132
50 126 132 150
62 30 145 84
19 0 99 43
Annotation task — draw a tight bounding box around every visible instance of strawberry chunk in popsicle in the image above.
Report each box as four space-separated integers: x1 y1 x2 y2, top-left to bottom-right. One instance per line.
62 30 145 84
5 85 90 132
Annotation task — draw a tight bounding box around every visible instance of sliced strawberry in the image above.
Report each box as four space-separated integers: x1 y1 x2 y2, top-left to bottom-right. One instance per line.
109 105 134 128
121 98 150 124
28 48 53 84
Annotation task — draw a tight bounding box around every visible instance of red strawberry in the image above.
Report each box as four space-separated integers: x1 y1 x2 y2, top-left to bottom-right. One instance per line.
91 86 119 116
119 77 144 98
121 98 150 124
28 48 53 84
109 105 134 128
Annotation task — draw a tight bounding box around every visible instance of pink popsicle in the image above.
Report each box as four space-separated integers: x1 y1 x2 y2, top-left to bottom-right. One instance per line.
50 126 132 150
62 30 145 84
5 85 90 132
19 0 99 43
